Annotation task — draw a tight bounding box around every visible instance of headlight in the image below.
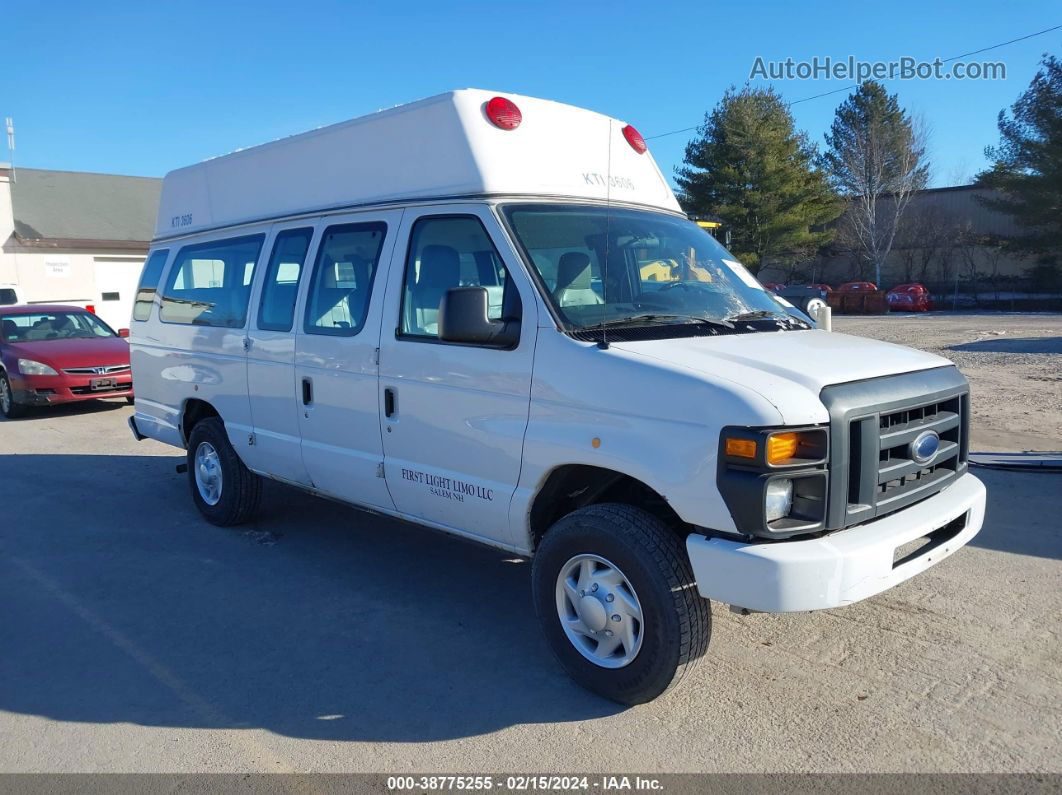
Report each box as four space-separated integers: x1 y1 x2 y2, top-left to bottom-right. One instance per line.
718 425 829 538
18 359 58 376
765 478 794 522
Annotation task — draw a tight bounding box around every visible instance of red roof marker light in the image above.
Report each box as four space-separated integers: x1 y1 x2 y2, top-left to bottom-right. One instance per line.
622 124 647 154
485 97 522 131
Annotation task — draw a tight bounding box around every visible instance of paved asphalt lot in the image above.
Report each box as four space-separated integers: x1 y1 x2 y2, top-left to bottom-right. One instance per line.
2 321 1060 773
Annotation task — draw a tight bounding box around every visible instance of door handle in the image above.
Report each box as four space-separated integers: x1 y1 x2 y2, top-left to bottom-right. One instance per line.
384 387 397 418
302 377 313 406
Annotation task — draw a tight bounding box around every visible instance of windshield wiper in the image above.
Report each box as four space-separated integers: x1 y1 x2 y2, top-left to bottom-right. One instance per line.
726 310 810 328
597 313 735 330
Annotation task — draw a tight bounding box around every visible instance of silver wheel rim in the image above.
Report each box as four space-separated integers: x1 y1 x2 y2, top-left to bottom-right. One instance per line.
0 378 10 413
194 441 223 506
555 554 644 669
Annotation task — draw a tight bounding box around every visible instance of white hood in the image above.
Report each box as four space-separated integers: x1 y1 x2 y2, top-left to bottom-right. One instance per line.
612 329 954 425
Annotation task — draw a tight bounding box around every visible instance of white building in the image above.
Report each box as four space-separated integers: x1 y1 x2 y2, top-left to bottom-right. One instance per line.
0 163 161 330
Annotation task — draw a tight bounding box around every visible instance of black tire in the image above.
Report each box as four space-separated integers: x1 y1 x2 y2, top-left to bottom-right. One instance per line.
0 372 27 419
126 396 135 405
531 504 710 705
186 416 262 526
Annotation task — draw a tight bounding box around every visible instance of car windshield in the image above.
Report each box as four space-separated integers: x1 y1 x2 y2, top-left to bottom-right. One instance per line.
502 204 796 333
0 311 116 342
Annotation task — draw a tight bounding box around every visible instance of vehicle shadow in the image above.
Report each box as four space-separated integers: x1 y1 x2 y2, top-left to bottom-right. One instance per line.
0 398 129 422
0 452 621 743
947 336 1062 355
2 454 1054 744
967 467 1062 561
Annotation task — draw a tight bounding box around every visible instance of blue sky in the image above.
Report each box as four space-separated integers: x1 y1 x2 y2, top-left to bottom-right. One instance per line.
4 1 1059 187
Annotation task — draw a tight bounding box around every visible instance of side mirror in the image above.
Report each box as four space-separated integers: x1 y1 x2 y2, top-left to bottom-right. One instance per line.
438 287 519 348
118 328 130 338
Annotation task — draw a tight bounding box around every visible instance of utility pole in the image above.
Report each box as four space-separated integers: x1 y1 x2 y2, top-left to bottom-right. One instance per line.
4 117 14 183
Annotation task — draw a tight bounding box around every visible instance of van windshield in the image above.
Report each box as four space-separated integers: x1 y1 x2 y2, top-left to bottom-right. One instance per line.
502 204 803 334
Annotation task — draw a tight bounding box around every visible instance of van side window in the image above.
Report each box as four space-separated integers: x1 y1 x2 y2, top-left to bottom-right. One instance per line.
159 235 264 328
258 227 313 332
399 216 518 340
132 249 170 321
304 222 387 337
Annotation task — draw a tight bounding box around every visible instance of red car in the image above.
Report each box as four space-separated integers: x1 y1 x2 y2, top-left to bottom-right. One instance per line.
0 305 132 418
836 281 878 293
887 283 932 312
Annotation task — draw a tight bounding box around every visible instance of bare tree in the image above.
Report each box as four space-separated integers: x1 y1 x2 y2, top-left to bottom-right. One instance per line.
823 82 930 286
895 203 960 284
954 222 982 304
980 236 1008 303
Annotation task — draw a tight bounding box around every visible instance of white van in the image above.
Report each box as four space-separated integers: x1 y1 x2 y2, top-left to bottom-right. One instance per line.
129 90 986 704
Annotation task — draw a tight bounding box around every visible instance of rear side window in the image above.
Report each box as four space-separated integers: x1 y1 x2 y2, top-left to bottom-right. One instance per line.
160 235 264 328
132 249 169 321
258 228 313 332
304 222 387 337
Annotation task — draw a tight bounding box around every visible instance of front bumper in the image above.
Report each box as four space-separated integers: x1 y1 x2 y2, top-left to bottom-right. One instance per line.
12 373 133 405
686 472 986 612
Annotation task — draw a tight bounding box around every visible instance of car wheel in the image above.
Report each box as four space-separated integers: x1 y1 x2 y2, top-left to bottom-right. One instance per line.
803 297 828 319
531 504 711 705
0 372 26 419
186 416 262 526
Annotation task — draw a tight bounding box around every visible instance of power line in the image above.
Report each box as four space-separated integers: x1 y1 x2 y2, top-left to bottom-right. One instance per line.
939 23 1061 63
789 84 860 106
644 23 1062 141
644 124 700 141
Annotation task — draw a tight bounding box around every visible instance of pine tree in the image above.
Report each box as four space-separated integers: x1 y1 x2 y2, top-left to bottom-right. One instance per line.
976 53 1062 252
675 86 840 273
822 81 929 286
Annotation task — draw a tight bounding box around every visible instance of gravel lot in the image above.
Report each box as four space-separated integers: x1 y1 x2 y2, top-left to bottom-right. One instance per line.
1 313 1059 774
834 312 1062 452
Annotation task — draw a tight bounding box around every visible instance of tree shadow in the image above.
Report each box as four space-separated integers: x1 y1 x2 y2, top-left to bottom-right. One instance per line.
947 336 1062 355
0 452 621 743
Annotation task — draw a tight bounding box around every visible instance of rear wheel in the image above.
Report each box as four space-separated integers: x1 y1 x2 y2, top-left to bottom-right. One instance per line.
186 417 261 526
531 504 710 704
0 373 26 419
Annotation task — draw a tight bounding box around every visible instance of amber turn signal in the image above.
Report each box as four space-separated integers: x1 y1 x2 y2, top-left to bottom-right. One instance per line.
725 438 757 459
766 432 800 464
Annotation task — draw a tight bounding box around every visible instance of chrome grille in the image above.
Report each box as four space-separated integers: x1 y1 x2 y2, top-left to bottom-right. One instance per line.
63 364 131 375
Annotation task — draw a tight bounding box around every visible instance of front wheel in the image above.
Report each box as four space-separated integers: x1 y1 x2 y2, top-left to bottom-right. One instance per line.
186 417 262 526
0 372 26 419
531 504 710 704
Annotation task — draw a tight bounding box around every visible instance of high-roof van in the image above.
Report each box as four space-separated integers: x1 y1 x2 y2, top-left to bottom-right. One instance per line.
129 90 986 704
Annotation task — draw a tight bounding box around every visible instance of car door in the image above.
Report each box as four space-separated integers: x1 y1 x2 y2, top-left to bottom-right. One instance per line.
242 221 319 485
294 210 402 509
377 205 537 546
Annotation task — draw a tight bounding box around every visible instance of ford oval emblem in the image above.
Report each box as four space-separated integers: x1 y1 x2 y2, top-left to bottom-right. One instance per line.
910 430 941 465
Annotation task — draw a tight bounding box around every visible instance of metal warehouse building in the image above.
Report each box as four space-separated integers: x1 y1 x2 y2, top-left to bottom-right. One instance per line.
0 163 161 330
